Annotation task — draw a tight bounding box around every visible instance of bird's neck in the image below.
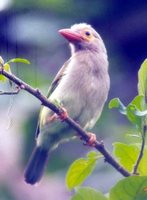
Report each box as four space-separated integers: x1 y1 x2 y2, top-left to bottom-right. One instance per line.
70 43 83 55
70 43 105 55
70 47 109 73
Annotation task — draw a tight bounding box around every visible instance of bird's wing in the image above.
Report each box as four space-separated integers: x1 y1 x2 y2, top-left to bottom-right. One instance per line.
35 59 70 137
47 59 70 98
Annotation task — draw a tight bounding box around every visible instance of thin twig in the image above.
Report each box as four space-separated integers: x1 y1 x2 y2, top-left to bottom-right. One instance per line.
0 67 131 177
0 87 21 95
133 124 147 174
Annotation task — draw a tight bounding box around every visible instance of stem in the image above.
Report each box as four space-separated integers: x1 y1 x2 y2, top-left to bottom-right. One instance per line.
0 87 21 95
133 124 147 174
0 68 131 177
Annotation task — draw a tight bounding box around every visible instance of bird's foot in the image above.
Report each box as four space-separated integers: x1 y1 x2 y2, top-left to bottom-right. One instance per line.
59 108 68 121
47 113 58 122
85 132 97 147
47 108 68 123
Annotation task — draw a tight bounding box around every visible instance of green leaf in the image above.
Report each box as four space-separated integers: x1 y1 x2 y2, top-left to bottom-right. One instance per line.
66 151 101 190
110 176 147 200
6 58 30 65
138 59 147 96
71 187 108 200
125 96 147 128
109 98 126 114
126 104 141 128
0 73 7 82
4 63 11 72
135 109 147 117
87 151 100 159
0 63 11 82
109 96 147 128
113 143 147 175
131 95 146 111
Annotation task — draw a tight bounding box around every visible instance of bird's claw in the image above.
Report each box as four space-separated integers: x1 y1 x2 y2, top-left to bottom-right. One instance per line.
84 132 97 147
47 108 68 123
59 108 68 121
47 113 58 122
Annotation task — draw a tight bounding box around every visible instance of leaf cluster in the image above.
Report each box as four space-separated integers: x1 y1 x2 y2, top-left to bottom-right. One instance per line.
0 57 30 82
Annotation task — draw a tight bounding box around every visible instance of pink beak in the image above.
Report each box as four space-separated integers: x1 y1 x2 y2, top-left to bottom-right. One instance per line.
59 28 83 42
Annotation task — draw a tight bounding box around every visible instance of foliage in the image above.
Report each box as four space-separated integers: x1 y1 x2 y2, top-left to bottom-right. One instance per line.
113 143 147 175
110 176 147 200
66 151 101 190
0 63 11 82
0 57 30 82
71 187 108 200
138 59 147 97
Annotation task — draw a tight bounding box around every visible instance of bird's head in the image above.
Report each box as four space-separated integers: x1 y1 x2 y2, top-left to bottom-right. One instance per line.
59 23 106 54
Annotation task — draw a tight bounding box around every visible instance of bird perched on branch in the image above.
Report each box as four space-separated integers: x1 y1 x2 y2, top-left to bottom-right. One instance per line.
24 23 110 185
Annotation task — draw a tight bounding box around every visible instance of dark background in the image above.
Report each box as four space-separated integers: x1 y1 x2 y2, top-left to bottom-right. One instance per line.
0 0 147 199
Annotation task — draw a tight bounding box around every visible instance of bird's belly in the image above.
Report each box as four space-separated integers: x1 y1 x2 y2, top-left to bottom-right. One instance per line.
60 85 98 128
50 71 109 129
76 80 108 129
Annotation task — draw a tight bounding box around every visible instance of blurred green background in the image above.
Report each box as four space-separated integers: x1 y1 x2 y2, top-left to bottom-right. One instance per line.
0 0 147 199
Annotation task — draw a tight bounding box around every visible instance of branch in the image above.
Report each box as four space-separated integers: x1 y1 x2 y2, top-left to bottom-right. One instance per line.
133 124 147 174
0 67 131 177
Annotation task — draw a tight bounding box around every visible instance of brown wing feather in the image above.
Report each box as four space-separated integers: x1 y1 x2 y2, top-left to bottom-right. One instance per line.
47 59 70 98
35 59 70 137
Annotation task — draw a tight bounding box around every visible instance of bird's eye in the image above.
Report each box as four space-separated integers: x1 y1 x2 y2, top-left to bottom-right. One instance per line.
85 31 91 36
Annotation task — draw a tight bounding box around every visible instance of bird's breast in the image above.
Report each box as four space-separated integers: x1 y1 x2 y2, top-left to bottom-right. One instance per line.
50 51 109 127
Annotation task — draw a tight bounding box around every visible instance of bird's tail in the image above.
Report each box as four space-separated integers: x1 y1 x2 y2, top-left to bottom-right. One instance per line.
24 146 49 185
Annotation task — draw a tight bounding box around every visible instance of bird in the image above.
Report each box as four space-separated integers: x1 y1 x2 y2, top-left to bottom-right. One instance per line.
24 23 110 185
